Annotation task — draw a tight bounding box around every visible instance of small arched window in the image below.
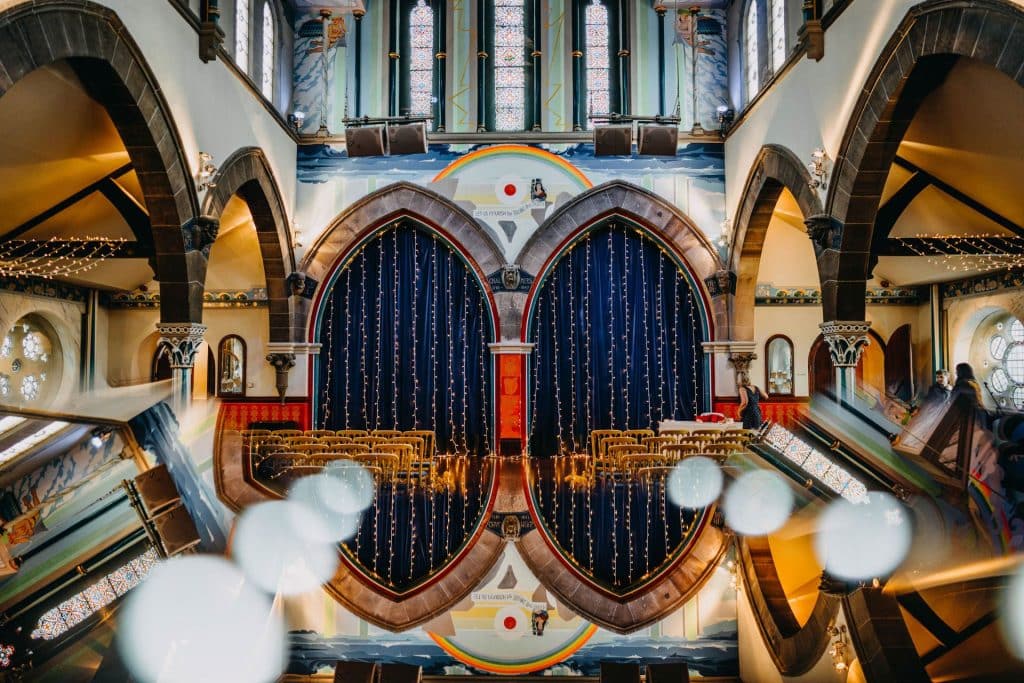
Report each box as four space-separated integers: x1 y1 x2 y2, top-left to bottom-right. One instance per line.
766 335 794 396
769 0 786 73
743 0 759 99
236 0 250 72
218 336 247 397
407 0 434 118
261 2 275 100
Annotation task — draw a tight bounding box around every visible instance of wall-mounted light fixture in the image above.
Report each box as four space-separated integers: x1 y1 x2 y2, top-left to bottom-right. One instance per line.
288 110 306 133
291 221 304 249
808 148 830 191
717 105 735 138
195 152 218 193
827 624 848 672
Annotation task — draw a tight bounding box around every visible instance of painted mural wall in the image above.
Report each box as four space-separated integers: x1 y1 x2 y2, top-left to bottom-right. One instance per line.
287 544 738 677
295 142 727 268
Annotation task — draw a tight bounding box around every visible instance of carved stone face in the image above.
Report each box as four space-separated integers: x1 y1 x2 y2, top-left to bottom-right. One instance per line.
502 265 521 291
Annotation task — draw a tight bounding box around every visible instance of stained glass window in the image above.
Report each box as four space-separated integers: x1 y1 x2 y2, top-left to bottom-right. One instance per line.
31 548 159 641
762 423 868 503
261 2 274 100
0 317 58 407
235 0 250 72
494 0 527 131
408 0 434 118
744 0 759 99
769 0 786 73
584 1 611 128
987 315 1024 409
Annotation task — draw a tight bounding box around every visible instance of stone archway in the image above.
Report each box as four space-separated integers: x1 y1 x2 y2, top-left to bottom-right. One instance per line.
824 0 1024 323
729 145 824 341
0 0 202 324
202 147 296 343
516 180 723 338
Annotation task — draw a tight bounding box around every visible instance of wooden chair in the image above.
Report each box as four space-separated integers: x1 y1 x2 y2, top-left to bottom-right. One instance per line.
336 429 368 438
354 436 389 450
391 436 426 459
589 429 622 460
306 429 336 438
659 429 690 441
291 443 328 456
265 452 320 479
605 444 646 473
355 452 401 479
623 428 655 441
619 452 661 474
405 430 436 460
661 443 700 463
372 429 402 438
722 429 753 442
272 429 304 438
241 429 271 438
333 444 370 456
285 436 320 447
642 436 676 454
378 443 415 472
691 429 724 441
320 436 353 448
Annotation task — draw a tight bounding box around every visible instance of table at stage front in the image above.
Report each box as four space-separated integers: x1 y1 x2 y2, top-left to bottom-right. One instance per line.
658 419 743 432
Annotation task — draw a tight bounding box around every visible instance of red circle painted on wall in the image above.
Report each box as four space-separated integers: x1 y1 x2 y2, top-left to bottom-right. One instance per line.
503 616 517 630
503 183 517 197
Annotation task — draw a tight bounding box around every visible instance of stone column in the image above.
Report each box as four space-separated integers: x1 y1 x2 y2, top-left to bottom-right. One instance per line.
156 322 207 412
820 320 871 403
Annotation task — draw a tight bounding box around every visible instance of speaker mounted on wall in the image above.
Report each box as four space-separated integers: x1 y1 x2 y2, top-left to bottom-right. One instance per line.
638 123 680 156
388 122 428 155
593 124 633 156
345 125 388 157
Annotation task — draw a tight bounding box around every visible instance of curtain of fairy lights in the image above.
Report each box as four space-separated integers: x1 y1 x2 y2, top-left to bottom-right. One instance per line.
529 222 706 457
317 222 493 455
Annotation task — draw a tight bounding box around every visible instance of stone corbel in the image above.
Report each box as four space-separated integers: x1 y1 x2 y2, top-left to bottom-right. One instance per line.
728 351 758 386
804 214 840 257
199 0 225 64
183 216 220 258
265 342 320 404
704 269 737 298
819 321 871 368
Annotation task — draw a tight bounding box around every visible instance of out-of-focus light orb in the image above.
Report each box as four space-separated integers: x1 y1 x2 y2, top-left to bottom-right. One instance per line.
119 555 285 683
1002 563 1024 660
668 456 723 509
233 500 339 595
814 491 911 580
289 472 365 543
322 460 375 514
723 470 793 536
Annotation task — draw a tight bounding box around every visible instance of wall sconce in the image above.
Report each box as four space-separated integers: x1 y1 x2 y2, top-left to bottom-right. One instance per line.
808 147 829 190
291 221 304 249
827 624 848 672
195 152 218 192
717 105 735 138
288 110 306 133
726 558 741 592
717 217 732 248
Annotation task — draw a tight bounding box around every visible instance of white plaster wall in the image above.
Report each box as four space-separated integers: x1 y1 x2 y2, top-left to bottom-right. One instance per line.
723 0 1024 223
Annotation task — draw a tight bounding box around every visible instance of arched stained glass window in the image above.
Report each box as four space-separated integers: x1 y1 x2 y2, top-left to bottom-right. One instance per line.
260 2 275 99
744 0 759 99
987 316 1024 409
494 0 527 131
584 1 611 127
769 0 786 72
236 0 250 71
408 0 434 117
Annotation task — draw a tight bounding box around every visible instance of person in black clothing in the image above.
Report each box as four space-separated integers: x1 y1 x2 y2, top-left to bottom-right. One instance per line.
737 375 768 429
952 363 983 409
925 368 953 406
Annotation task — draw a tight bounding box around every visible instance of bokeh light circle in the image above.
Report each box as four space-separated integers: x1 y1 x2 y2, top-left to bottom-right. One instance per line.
289 472 365 543
723 470 793 536
233 500 339 595
667 456 724 509
814 491 911 581
118 555 286 683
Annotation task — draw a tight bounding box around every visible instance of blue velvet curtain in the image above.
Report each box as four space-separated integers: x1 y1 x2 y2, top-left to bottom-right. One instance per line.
529 223 706 457
317 223 493 455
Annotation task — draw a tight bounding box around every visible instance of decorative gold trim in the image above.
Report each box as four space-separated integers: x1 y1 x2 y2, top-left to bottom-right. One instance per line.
388 51 399 59
617 49 630 57
353 8 365 18
531 50 542 57
477 51 488 59
435 51 447 59
571 50 583 58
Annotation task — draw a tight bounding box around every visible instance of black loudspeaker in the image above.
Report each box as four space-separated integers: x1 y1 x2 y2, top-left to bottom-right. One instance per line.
345 125 388 156
388 122 428 154
593 124 632 156
151 503 201 556
134 465 179 515
638 123 680 156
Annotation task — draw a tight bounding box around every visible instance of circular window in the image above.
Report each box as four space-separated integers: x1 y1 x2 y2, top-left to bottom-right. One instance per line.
987 314 1024 410
0 316 61 407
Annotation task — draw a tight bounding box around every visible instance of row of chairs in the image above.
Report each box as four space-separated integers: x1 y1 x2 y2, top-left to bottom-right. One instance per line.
241 428 436 460
585 428 753 476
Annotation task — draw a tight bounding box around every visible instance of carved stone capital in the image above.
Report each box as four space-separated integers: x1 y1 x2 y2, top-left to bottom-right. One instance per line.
287 271 313 297
804 213 840 255
266 352 296 404
183 216 220 258
729 351 757 384
704 269 737 298
820 320 871 368
156 322 207 369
